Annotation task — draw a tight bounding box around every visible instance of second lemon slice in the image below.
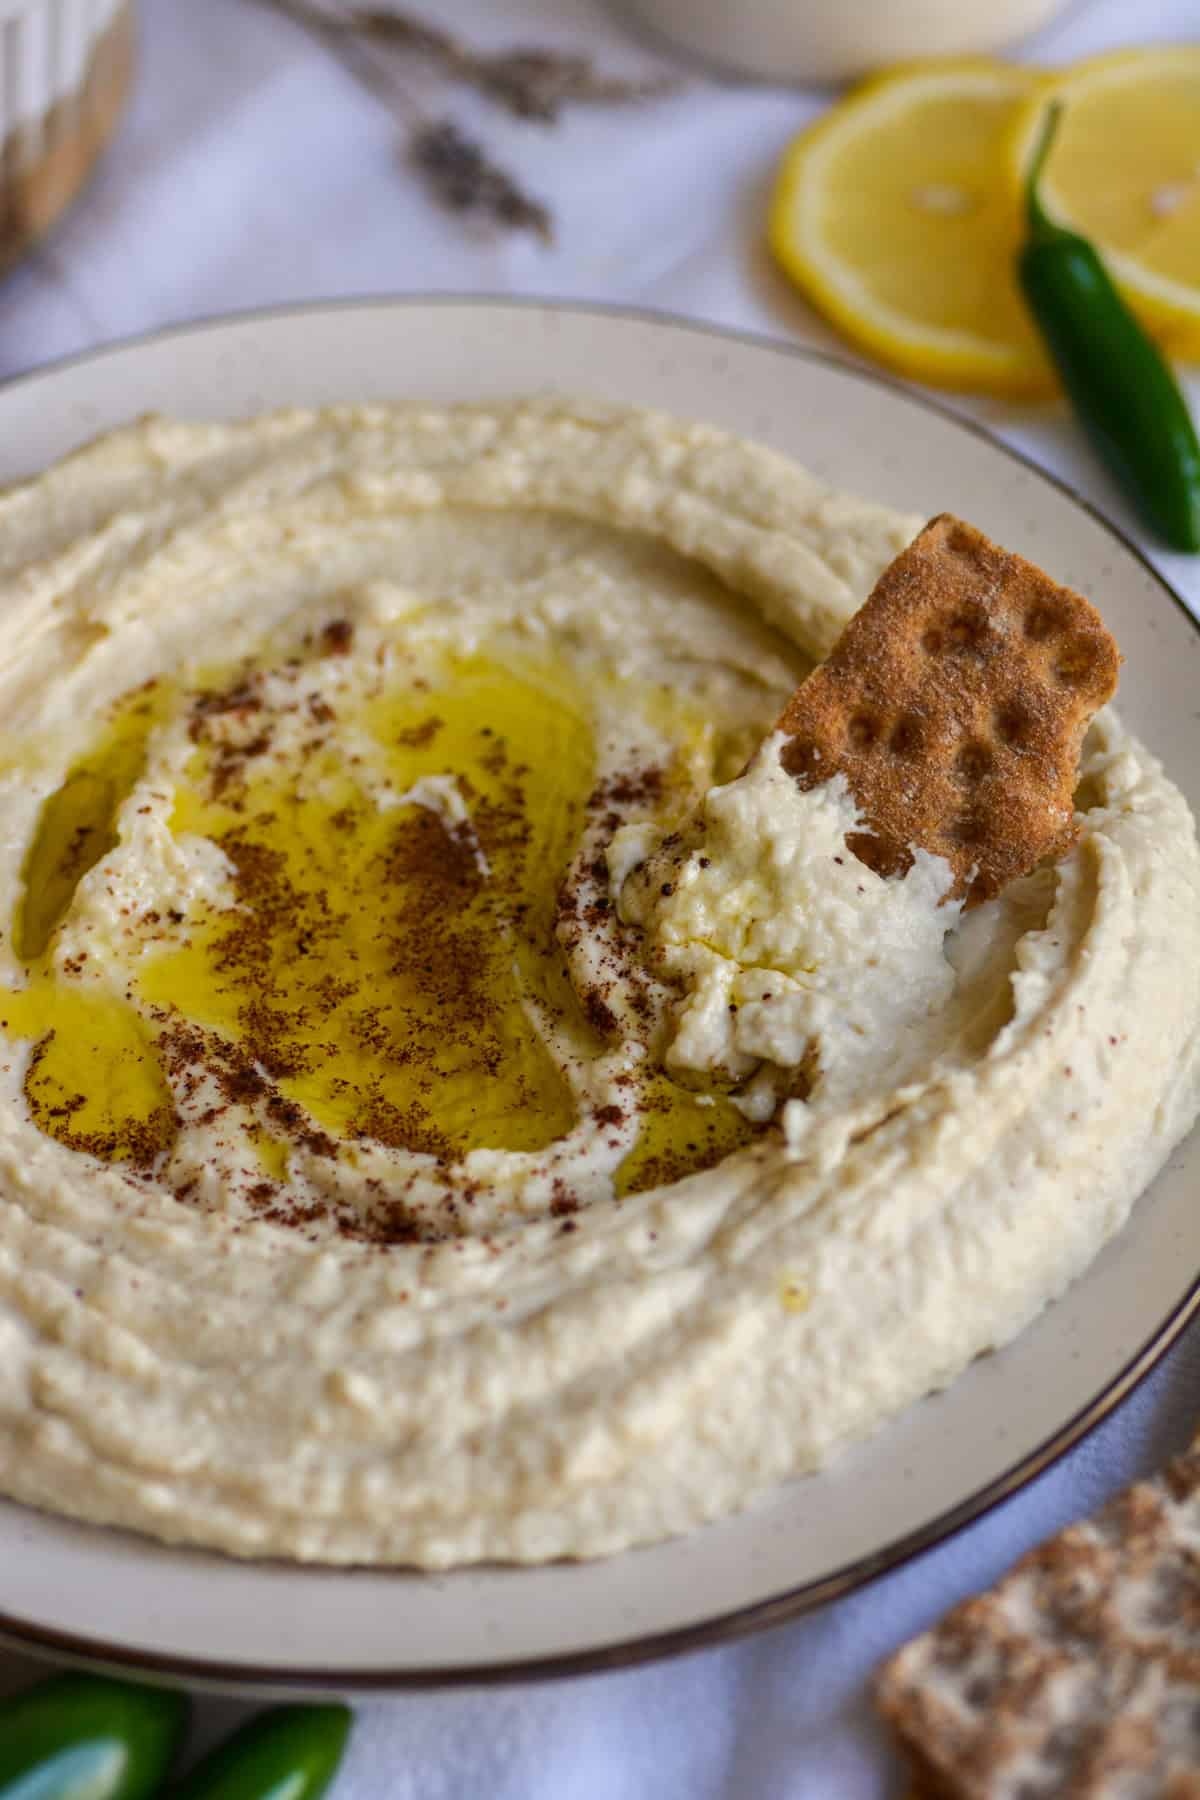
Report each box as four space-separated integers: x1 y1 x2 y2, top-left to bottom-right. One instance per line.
1007 47 1200 359
769 61 1052 395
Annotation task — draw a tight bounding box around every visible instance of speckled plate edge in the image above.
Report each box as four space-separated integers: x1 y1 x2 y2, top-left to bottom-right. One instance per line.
0 297 1196 1692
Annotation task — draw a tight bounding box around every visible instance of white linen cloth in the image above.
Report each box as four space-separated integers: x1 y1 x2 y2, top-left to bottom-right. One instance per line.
1 0 1198 1792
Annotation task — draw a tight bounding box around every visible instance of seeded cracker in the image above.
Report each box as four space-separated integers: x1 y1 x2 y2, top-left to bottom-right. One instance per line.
877 1442 1200 1798
776 513 1120 903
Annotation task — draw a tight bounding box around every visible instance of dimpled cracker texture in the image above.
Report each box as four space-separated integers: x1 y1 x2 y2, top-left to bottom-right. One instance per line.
775 514 1121 904
877 1440 1200 1798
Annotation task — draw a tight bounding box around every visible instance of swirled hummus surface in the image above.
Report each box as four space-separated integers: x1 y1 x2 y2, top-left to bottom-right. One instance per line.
0 399 1196 1567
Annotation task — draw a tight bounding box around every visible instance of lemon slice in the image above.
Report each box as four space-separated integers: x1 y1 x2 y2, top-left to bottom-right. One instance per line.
1008 47 1200 359
769 62 1053 395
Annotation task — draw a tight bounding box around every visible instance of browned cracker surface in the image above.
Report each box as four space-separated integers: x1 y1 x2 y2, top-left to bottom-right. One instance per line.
775 514 1120 904
877 1442 1200 1798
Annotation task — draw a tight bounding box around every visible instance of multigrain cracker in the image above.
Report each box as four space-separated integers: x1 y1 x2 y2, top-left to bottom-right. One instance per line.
877 1441 1200 1799
775 513 1121 903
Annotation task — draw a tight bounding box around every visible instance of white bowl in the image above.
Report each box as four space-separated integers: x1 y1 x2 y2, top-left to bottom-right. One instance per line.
617 0 1067 85
0 299 1196 1691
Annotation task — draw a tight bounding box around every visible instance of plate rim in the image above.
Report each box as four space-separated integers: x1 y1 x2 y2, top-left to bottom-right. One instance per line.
0 293 1197 1692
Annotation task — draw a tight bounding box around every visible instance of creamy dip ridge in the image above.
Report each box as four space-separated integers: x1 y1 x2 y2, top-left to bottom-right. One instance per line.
0 398 1196 1568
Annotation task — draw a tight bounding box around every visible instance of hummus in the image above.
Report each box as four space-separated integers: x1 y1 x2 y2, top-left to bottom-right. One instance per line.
0 398 1196 1568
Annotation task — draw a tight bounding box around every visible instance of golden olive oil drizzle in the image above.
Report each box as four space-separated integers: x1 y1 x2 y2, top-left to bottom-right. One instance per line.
143 655 593 1162
615 1072 755 1198
4 682 177 1165
15 681 172 961
2 647 765 1205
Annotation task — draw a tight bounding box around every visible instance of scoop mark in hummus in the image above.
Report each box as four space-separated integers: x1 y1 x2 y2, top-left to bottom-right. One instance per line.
616 753 963 1111
609 515 1119 1114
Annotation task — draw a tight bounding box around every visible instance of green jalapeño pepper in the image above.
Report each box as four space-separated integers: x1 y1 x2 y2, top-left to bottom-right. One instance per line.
169 1704 352 1800
1018 100 1200 552
0 1671 188 1800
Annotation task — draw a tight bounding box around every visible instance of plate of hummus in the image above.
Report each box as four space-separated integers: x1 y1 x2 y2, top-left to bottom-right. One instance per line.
0 299 1198 1687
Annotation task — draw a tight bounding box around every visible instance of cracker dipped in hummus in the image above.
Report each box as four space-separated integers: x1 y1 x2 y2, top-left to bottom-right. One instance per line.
0 398 1195 1568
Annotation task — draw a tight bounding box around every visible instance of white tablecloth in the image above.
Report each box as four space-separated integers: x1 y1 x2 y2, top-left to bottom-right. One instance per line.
2 1 1199 1792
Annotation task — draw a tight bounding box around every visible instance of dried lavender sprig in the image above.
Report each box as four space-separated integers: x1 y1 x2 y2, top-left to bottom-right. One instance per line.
347 8 681 123
409 119 552 241
258 0 554 240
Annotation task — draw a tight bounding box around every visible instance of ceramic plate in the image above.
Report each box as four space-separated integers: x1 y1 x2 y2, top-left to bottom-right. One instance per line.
0 301 1198 1691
